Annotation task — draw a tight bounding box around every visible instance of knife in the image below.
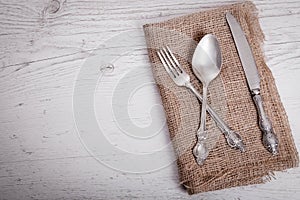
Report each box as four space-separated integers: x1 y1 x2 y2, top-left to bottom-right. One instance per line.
226 12 279 155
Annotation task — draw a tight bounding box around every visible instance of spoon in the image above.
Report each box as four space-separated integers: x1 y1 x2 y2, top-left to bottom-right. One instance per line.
192 34 222 165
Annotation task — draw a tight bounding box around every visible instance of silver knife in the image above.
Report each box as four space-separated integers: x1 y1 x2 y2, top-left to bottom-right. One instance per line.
226 12 279 155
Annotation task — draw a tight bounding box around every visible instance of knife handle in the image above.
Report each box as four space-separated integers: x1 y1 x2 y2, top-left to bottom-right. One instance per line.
252 89 279 155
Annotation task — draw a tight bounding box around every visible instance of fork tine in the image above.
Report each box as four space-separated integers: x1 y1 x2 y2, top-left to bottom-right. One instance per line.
160 49 178 76
157 50 176 78
166 46 183 73
158 49 178 78
162 47 180 75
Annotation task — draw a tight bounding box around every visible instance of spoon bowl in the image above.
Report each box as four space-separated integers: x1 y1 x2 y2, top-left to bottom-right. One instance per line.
191 34 222 165
192 34 222 86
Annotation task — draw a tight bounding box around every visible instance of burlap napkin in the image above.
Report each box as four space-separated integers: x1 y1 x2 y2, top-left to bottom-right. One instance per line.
143 1 299 194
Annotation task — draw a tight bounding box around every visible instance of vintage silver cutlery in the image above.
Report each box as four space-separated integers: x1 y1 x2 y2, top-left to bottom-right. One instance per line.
157 46 245 165
226 12 279 155
191 34 223 165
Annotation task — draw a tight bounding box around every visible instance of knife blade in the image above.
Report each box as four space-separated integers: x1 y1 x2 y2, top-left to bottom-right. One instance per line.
226 12 279 155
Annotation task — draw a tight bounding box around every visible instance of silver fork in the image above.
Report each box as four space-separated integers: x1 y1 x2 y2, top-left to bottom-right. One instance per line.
157 46 245 165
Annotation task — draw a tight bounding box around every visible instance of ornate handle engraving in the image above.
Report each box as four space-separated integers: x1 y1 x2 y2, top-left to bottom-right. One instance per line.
187 84 245 154
252 89 279 155
193 131 209 166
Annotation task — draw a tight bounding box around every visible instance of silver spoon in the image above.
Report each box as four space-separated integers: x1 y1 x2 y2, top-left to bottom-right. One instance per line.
192 34 222 165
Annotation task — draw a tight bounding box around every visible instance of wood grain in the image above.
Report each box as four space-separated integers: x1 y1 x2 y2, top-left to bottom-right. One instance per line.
0 0 300 199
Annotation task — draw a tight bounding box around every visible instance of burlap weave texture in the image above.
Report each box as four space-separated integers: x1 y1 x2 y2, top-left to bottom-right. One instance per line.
143 1 299 194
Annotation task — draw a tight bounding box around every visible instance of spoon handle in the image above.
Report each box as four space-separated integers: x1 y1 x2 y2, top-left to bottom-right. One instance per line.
193 85 209 165
198 85 208 135
186 83 245 153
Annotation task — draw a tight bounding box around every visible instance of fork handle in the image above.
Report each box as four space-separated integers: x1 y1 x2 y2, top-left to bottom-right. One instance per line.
186 83 245 152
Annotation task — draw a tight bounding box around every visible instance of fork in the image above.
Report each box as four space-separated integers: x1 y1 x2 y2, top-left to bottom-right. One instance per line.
157 46 245 164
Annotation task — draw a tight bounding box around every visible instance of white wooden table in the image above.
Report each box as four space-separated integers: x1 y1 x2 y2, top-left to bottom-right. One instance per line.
1 0 300 199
